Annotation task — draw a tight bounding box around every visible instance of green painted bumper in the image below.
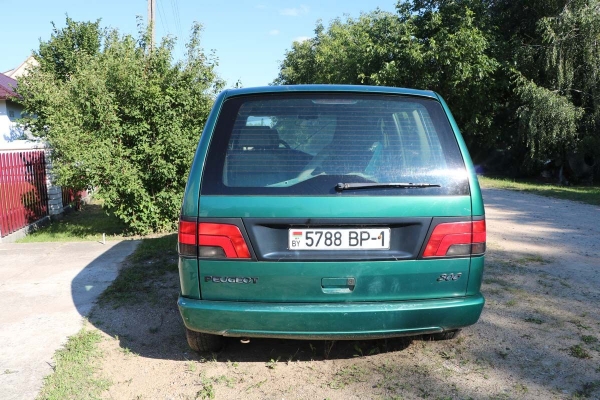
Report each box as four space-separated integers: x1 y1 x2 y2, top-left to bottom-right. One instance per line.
178 294 485 340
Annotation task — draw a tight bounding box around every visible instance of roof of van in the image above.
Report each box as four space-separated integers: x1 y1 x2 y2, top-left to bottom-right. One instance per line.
222 85 438 99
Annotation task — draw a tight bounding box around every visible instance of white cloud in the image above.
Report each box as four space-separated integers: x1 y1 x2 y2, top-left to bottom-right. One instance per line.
269 29 280 36
293 36 310 43
255 4 266 9
280 5 309 16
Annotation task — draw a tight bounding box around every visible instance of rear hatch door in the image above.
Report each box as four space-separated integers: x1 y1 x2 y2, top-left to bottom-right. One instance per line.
197 92 473 302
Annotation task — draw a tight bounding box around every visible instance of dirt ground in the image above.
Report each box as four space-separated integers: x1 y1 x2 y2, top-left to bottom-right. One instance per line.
89 188 600 400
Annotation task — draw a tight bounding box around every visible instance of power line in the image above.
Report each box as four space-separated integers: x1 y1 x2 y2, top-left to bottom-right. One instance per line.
170 0 183 40
157 0 170 36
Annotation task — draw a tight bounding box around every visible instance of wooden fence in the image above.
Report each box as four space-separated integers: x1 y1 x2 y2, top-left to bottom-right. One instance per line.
0 150 49 237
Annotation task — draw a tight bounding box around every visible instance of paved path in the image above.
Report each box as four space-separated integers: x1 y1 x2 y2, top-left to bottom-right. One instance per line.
0 240 139 400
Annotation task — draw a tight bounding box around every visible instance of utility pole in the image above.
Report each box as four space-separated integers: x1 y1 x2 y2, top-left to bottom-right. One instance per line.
148 0 156 48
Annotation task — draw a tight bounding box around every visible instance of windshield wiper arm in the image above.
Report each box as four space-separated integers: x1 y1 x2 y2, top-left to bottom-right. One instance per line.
335 182 440 191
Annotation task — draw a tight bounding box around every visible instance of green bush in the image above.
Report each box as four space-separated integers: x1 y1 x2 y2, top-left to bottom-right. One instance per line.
17 18 223 234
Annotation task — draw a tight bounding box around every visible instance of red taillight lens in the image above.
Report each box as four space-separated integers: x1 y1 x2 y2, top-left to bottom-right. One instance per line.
178 221 251 259
423 220 486 258
198 223 251 259
472 220 486 243
178 220 197 245
471 220 486 254
178 220 198 257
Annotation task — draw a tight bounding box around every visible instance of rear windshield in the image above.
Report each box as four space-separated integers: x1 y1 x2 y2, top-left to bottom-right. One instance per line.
201 93 469 196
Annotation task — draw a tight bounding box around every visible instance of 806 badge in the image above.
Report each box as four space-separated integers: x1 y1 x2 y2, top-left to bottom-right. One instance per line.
289 228 390 250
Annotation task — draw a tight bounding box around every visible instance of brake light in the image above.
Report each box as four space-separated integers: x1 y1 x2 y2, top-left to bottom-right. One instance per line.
471 220 486 254
177 220 251 259
198 223 251 258
423 220 486 257
178 220 197 245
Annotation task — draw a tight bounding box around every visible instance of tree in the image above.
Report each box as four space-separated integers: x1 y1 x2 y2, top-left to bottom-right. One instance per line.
490 0 600 173
274 12 411 86
394 0 500 153
37 16 103 82
534 0 600 160
17 18 224 234
273 5 499 157
274 0 600 180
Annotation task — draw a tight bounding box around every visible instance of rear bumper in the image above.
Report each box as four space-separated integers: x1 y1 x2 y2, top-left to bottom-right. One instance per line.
178 294 485 340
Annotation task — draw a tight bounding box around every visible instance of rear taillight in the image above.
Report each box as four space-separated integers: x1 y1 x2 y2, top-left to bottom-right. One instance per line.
471 220 486 255
178 220 251 259
423 220 486 258
178 220 197 257
198 223 251 258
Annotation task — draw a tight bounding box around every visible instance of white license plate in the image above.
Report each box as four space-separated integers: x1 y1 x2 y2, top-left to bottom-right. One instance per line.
288 228 390 250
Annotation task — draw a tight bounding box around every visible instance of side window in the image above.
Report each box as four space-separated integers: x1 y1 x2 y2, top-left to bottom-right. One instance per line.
392 106 447 171
418 110 446 166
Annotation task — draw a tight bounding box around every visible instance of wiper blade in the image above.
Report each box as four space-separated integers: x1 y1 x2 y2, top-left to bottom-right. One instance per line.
335 182 440 191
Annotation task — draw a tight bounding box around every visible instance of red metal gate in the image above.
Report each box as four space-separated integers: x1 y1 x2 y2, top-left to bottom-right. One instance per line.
62 187 85 210
0 150 49 237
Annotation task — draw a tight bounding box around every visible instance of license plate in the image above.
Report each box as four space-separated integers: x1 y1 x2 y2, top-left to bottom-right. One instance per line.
288 228 390 250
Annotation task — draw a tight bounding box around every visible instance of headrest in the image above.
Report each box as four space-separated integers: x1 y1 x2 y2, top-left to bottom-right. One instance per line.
236 126 279 149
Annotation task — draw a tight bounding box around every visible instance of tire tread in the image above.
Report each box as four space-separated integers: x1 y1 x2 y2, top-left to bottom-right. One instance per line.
185 328 224 352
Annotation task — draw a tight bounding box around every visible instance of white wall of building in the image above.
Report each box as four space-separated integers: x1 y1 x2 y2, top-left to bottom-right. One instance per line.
0 99 26 145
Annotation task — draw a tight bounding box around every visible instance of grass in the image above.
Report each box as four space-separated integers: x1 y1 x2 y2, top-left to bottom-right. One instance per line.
245 379 267 393
478 176 600 206
569 344 592 359
505 299 517 307
266 357 280 369
196 373 215 399
574 381 600 399
524 317 544 325
328 365 370 389
37 326 110 400
514 254 549 265
97 234 178 307
581 335 598 344
18 198 128 243
571 320 591 330
212 375 236 388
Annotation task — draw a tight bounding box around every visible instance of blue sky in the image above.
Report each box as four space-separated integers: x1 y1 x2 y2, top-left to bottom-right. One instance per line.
0 0 399 88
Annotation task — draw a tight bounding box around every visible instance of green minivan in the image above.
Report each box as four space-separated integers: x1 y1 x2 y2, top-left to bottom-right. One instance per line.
178 85 485 352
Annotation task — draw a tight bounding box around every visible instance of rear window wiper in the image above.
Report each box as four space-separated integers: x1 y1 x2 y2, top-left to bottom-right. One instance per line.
335 182 441 191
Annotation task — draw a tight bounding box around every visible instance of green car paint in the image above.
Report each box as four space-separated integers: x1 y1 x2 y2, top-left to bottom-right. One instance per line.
178 294 485 339
197 195 472 218
198 257 471 302
177 85 485 348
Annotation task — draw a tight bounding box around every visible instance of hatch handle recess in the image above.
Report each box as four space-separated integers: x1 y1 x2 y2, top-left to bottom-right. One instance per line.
321 277 356 294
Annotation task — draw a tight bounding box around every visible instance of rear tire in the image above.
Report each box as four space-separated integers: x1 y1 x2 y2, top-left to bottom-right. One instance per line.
424 329 460 341
185 327 224 352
